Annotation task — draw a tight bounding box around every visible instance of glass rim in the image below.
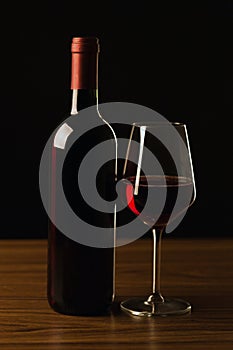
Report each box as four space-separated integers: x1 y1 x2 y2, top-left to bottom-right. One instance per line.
132 121 186 128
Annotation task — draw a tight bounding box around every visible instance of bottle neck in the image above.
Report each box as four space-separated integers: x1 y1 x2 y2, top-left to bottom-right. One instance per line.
71 89 98 115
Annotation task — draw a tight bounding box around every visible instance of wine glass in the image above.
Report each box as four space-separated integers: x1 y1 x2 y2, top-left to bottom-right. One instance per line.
119 121 196 317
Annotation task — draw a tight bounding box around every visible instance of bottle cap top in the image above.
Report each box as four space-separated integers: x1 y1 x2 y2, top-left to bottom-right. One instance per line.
71 37 100 53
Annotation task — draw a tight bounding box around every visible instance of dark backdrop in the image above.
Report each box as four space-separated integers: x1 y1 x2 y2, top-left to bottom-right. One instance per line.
1 1 233 238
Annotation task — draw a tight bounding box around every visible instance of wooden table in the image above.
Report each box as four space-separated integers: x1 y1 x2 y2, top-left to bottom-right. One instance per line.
0 237 232 349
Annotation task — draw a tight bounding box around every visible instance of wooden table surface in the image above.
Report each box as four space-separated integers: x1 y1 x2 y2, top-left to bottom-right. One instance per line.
0 237 232 349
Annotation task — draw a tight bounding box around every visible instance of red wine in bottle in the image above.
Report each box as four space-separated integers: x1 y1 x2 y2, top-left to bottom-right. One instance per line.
47 37 115 315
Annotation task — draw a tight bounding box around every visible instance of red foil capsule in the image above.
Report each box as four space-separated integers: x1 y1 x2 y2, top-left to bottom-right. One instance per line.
71 37 99 90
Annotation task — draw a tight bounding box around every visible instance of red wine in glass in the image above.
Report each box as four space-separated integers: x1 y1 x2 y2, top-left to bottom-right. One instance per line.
122 175 194 228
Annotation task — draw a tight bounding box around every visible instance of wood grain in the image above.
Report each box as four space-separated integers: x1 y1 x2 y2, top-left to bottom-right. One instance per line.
0 237 233 349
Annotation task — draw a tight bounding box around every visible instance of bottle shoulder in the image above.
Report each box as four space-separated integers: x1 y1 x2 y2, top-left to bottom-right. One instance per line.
53 106 115 152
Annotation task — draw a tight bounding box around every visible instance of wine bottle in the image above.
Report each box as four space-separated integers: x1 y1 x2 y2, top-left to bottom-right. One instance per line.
47 37 115 316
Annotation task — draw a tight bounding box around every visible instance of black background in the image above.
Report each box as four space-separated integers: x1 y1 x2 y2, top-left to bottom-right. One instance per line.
1 1 233 238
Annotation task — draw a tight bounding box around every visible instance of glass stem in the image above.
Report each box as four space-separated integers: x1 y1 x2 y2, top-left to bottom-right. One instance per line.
147 227 164 304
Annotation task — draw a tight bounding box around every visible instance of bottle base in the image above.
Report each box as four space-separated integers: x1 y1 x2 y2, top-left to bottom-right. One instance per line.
48 297 113 316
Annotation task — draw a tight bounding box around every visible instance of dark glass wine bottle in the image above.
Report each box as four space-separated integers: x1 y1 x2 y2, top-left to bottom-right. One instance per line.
47 37 115 316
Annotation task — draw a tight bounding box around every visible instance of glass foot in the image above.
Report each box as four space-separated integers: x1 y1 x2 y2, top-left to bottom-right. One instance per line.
120 297 191 317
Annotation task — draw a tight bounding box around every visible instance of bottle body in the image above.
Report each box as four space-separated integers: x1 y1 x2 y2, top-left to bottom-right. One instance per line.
48 224 114 315
47 39 115 315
